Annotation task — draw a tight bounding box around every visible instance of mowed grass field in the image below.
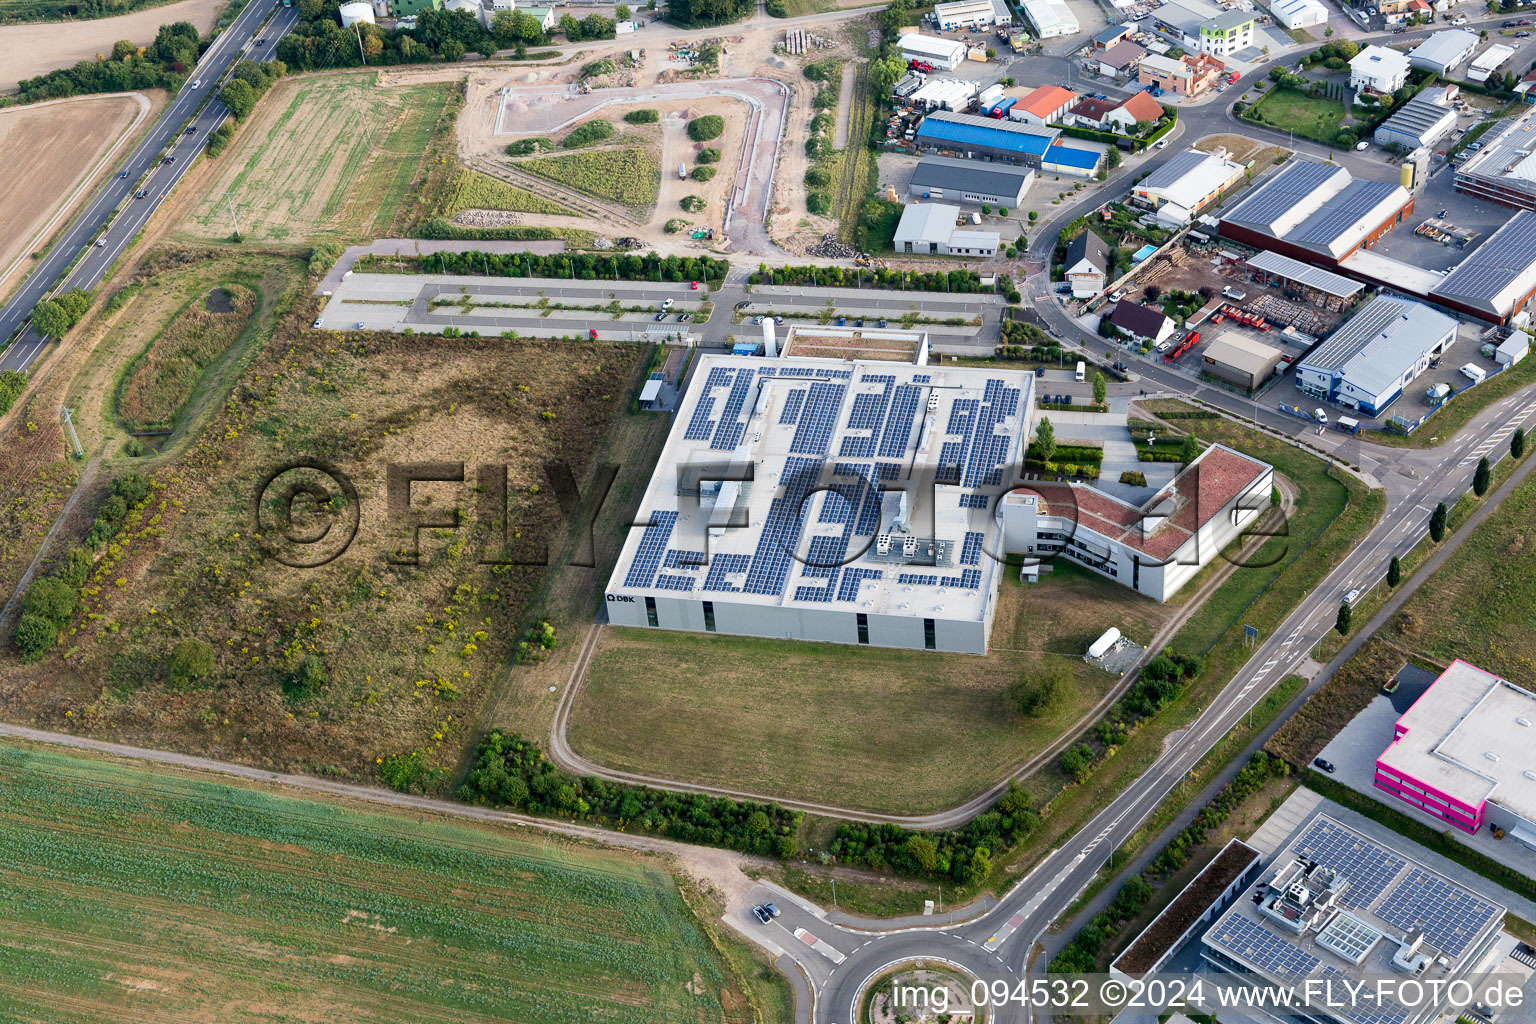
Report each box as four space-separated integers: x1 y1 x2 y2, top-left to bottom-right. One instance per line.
568 563 1173 813
0 743 751 1024
183 75 457 243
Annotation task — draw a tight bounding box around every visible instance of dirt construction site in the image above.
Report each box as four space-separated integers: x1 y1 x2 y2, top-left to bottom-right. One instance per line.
450 15 870 257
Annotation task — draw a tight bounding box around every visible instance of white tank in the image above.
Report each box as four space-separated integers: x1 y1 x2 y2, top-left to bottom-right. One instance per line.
1087 627 1121 660
339 1 375 24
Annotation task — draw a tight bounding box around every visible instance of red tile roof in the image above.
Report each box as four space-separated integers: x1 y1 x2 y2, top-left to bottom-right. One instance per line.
1017 85 1076 119
1115 90 1165 123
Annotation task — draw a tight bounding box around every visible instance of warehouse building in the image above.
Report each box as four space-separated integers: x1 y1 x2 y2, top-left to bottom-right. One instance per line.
1408 29 1479 75
603 355 1033 654
913 110 1061 167
1243 250 1363 311
1454 110 1536 212
1041 142 1102 178
1201 333 1283 390
1063 229 1109 298
899 33 969 70
1131 148 1245 226
1011 84 1076 126
1203 813 1505 1024
1428 211 1536 323
932 0 1011 29
893 202 1000 255
1018 0 1079 38
1467 43 1516 84
1294 295 1456 414
1218 159 1413 264
1270 0 1327 30
908 156 1034 206
1376 660 1536 844
999 442 1273 601
1374 86 1457 150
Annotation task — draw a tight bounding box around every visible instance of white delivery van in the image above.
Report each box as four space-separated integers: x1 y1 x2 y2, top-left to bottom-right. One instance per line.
1074 361 1086 382
1460 363 1486 384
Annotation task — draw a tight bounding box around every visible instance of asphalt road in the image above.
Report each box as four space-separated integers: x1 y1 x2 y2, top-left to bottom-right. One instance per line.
0 0 297 373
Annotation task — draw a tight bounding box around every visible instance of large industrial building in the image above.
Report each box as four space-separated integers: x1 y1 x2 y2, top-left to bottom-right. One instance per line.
603 350 1031 654
907 156 1034 207
1201 333 1283 391
1203 813 1506 1024
892 202 1000 256
913 110 1061 167
931 0 1011 29
1454 110 1536 211
999 443 1273 602
1131 148 1245 227
1376 660 1536 844
1428 212 1536 323
1408 29 1480 75
1218 159 1413 263
1270 0 1328 29
1374 86 1457 150
1294 295 1456 415
1017 0 1078 38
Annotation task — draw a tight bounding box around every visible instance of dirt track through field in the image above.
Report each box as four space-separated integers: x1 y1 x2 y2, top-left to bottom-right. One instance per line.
833 61 855 148
0 0 223 91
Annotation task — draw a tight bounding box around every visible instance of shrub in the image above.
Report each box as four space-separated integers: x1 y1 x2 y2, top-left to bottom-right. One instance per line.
804 166 832 188
380 750 444 793
14 614 57 663
679 194 707 212
623 107 659 123
167 639 214 689
687 114 724 141
691 165 716 181
664 218 690 233
562 119 615 148
1008 661 1069 716
506 137 556 156
58 548 94 587
1119 470 1147 486
806 191 832 215
284 654 329 698
697 147 721 164
22 577 77 628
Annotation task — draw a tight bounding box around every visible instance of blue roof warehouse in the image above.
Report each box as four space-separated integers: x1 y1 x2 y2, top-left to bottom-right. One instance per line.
913 110 1102 174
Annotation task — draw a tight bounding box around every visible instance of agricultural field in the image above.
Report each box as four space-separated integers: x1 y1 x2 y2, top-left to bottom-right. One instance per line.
182 74 460 244
0 0 219 88
0 93 146 300
0 254 647 788
567 564 1171 813
515 147 661 215
440 168 575 217
0 742 755 1024
115 283 257 433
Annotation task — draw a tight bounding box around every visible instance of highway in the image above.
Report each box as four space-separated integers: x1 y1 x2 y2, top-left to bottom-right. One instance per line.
0 0 297 373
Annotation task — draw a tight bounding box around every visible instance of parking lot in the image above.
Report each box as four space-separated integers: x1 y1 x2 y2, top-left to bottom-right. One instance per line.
740 283 1003 350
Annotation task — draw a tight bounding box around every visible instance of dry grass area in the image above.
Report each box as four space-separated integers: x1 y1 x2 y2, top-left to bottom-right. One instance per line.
0 421 77 618
566 563 1173 814
181 74 460 244
116 284 257 433
0 93 146 298
0 247 646 787
1265 636 1406 767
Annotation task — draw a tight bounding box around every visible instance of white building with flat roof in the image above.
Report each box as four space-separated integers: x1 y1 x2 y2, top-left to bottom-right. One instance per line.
1018 0 1078 38
932 0 1010 28
893 202 1000 256
1349 45 1410 94
899 33 969 70
1295 295 1456 415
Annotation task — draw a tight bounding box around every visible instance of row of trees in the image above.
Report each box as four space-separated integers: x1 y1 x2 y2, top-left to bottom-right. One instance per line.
460 731 801 856
749 265 988 292
389 249 731 283
828 781 1040 883
0 371 25 415
31 288 94 342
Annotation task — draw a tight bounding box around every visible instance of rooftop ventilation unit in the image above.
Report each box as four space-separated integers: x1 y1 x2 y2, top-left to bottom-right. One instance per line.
1486 752 1501 762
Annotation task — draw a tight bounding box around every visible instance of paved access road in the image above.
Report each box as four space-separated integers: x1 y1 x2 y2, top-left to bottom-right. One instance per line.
0 0 297 373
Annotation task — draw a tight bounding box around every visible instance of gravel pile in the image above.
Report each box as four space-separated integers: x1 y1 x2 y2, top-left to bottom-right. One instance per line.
807 234 860 259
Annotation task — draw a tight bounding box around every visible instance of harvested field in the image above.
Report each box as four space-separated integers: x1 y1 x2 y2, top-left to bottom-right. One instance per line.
0 0 220 89
182 74 460 244
0 742 754 1024
0 247 646 789
0 93 146 299
567 563 1171 814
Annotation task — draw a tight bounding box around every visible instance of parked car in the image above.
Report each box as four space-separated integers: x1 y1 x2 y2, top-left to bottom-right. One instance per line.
1519 30 1532 37
589 328 599 339
661 298 674 309
855 318 864 327
690 280 699 290
1112 361 1128 372
677 312 690 322
1313 758 1337 774
774 316 784 325
763 903 781 918
1034 366 1045 377
878 319 887 328
752 315 763 325
312 317 324 328
752 905 772 924
837 315 847 326
654 312 667 321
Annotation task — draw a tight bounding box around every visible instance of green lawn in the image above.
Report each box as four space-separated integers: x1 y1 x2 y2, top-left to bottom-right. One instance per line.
1367 354 1536 447
0 742 754 1024
516 146 661 214
568 562 1172 814
1244 88 1350 146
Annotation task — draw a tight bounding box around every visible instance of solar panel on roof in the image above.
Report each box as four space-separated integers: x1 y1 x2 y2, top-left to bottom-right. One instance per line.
1223 160 1344 232
624 511 678 588
878 384 922 457
790 380 848 456
703 552 752 591
1292 818 1406 908
1287 179 1402 248
655 573 696 591
1209 914 1322 978
1433 211 1536 308
664 549 705 569
837 567 883 601
1376 868 1499 957
780 388 807 424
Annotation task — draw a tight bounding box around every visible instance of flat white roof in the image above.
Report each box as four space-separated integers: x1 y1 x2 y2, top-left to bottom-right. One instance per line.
1138 149 1244 212
1381 660 1536 822
1338 247 1446 296
895 202 960 245
948 228 1001 248
1349 45 1410 79
1409 29 1479 69
899 33 968 59
1019 0 1078 34
607 354 1032 623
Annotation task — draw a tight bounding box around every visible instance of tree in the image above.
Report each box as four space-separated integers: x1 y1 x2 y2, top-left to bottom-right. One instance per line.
511 9 544 41
1143 283 1162 302
1105 146 1121 170
1009 661 1069 716
868 52 906 99
30 300 72 340
904 834 939 872
1092 371 1107 405
688 114 724 141
296 0 323 18
221 78 257 119
1335 600 1351 636
362 31 383 60
1512 427 1526 460
167 639 214 689
1474 456 1491 497
285 654 329 697
441 38 467 61
616 2 631 17
14 614 57 663
1179 433 1200 469
1429 501 1447 542
1034 415 1056 464
22 578 76 627
1059 744 1092 782
1386 555 1400 588
111 39 139 61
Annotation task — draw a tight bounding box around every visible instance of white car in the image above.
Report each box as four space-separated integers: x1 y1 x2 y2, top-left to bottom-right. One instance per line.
355 321 365 329
1346 588 1361 606
1451 15 1467 24
661 298 674 309
192 78 202 88
1156 338 1173 352
312 317 324 328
